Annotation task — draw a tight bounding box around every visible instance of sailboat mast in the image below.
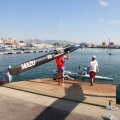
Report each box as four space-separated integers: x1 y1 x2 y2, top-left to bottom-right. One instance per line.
60 19 62 45
108 38 110 49
0 32 1 39
57 19 63 48
109 38 110 46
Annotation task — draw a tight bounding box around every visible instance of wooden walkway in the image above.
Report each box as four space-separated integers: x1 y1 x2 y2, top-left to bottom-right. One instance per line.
3 78 116 107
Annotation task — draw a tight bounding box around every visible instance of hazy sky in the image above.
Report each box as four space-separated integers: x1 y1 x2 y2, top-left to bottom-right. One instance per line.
0 0 120 44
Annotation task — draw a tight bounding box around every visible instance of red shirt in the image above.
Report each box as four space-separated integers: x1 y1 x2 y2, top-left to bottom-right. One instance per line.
56 56 65 68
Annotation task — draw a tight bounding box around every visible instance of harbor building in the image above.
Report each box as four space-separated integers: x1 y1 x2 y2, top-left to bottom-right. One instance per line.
109 42 115 46
102 42 106 46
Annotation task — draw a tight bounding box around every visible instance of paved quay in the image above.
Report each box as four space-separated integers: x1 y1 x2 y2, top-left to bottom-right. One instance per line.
0 78 119 120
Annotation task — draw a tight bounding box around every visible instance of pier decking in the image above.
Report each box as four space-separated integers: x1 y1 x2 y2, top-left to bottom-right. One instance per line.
3 78 116 107
0 50 49 55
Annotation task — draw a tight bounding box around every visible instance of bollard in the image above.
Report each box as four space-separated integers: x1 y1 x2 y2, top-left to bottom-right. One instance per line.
109 100 112 106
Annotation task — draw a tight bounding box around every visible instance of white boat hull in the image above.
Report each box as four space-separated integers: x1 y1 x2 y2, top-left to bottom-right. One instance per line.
81 74 113 80
53 70 113 81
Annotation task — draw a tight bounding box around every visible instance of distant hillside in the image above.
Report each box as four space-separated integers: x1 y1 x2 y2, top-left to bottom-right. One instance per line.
27 39 78 44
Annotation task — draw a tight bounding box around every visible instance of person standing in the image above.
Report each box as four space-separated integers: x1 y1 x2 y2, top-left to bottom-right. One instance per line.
87 55 99 86
55 51 70 86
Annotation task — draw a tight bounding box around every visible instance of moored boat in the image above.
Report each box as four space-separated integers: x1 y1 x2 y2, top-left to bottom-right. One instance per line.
53 70 114 81
81 74 113 80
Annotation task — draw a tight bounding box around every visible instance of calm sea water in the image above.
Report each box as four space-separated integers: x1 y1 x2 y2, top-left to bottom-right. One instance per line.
0 48 120 84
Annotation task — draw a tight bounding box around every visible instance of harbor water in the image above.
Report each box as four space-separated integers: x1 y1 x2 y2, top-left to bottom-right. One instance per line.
0 48 120 84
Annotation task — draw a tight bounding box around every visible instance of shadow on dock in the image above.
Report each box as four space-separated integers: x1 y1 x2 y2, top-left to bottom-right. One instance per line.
34 83 85 120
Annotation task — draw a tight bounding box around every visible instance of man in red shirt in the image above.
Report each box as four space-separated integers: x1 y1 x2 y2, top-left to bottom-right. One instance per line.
56 51 70 86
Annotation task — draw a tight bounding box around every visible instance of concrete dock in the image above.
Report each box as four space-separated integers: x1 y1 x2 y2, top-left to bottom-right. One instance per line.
0 78 119 120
